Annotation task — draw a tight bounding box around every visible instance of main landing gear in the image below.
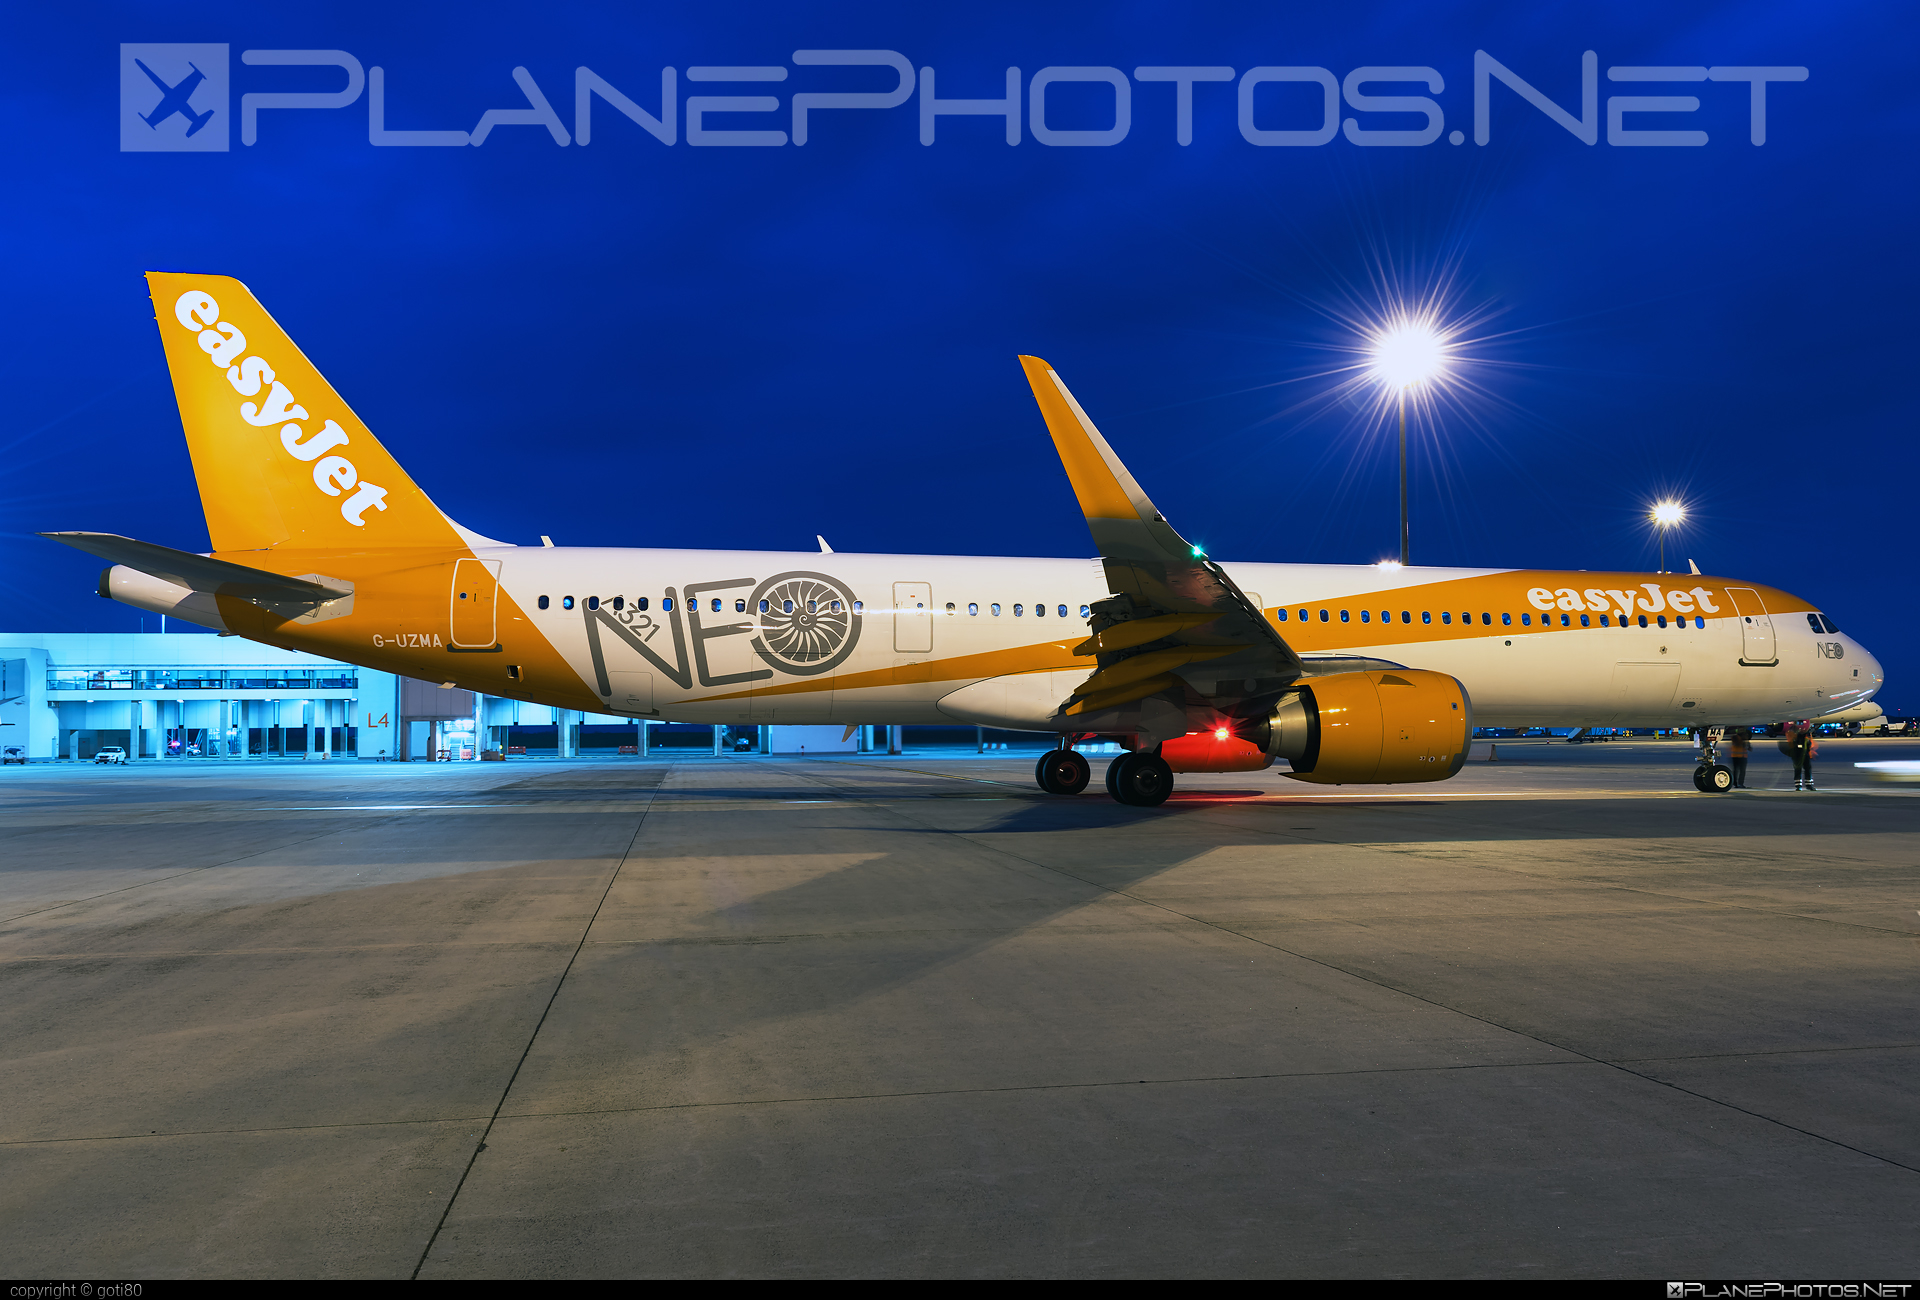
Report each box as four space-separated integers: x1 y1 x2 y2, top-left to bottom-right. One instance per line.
1034 748 1091 795
1034 743 1173 807
1106 750 1173 807
1692 730 1734 793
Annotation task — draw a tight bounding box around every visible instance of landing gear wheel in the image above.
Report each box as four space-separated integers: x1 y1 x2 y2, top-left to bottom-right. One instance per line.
1105 755 1127 800
1036 749 1091 795
1705 763 1734 793
1692 766 1712 793
1110 752 1174 807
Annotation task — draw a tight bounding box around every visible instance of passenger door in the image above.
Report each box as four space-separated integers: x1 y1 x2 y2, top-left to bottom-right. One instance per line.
450 559 500 647
1725 588 1777 666
893 581 933 654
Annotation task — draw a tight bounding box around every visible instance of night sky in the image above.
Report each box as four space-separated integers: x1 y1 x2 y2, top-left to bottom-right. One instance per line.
6 2 1913 711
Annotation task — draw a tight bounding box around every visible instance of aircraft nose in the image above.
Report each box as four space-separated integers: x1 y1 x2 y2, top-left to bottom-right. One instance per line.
1856 639 1884 694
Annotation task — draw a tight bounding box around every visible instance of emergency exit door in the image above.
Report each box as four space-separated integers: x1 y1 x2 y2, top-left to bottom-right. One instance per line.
450 559 501 647
893 582 933 653
1725 587 1777 666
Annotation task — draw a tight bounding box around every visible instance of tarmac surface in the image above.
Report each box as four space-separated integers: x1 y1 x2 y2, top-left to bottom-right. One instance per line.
3 737 1918 1278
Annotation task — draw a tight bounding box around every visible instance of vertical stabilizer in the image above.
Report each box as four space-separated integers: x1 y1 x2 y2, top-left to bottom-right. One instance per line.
147 272 487 553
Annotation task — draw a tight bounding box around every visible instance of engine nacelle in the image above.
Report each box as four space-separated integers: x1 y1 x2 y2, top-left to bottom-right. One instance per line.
1250 669 1472 785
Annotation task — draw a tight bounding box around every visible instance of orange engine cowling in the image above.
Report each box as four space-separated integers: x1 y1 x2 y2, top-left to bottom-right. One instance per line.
1275 668 1473 785
1159 727 1274 773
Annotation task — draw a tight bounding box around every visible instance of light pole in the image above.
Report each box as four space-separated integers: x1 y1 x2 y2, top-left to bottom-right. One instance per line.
1369 320 1448 566
1650 500 1686 573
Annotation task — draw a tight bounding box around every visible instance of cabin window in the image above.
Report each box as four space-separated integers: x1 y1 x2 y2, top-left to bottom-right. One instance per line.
586 596 599 611
738 599 748 613
1381 611 1391 624
1058 605 1068 618
853 601 863 613
1502 613 1512 626
1481 612 1492 625
991 603 1001 616
1422 611 1431 624
1695 616 1705 629
1014 604 1024 616
1657 614 1668 628
537 595 549 610
1401 611 1411 623
705 599 716 613
1441 612 1451 624
1319 609 1329 622
1359 610 1369 623
562 596 574 610
1519 613 1529 626
969 603 979 616
1276 608 1288 621
807 600 816 613
783 600 793 613
1600 614 1611 626
1298 609 1309 622
662 597 673 612
1080 605 1091 618
609 596 622 611
944 602 954 614
1638 614 1649 628
1580 614 1589 627
1340 609 1350 623
1034 602 1046 617
759 600 769 613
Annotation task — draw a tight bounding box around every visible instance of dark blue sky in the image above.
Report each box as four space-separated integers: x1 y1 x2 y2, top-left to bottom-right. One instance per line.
6 2 1914 709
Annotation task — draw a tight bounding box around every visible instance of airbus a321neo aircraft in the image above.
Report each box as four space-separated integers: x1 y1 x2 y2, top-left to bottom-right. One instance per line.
47 274 1884 804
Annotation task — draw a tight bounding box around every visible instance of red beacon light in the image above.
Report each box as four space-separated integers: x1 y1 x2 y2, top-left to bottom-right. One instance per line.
1160 726 1272 773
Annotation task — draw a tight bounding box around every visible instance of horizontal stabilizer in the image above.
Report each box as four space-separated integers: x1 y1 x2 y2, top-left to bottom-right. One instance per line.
41 532 350 605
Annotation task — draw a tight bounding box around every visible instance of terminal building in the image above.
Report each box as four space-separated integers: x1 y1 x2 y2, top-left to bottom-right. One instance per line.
0 632 1026 762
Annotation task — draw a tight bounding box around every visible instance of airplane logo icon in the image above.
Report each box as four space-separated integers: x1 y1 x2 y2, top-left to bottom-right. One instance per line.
120 44 228 151
135 59 215 136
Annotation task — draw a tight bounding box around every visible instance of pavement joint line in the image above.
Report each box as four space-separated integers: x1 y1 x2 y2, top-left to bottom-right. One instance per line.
12 1040 1917 1149
794 762 1920 1182
409 767 664 1281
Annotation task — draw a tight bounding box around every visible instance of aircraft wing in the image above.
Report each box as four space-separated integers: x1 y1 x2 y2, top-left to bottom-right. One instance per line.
40 532 351 606
1018 356 1304 743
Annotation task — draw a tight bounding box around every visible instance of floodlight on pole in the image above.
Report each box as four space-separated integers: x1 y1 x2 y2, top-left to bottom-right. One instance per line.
1367 318 1449 566
1649 499 1687 574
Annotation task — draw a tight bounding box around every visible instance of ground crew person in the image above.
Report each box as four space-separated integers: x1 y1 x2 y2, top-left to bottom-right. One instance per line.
1727 727 1751 789
1785 723 1816 791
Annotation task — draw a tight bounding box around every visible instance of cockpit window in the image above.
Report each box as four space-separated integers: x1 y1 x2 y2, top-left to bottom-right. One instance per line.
1821 614 1840 634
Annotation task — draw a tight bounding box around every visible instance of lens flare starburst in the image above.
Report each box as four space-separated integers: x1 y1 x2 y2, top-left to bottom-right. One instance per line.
1367 317 1451 390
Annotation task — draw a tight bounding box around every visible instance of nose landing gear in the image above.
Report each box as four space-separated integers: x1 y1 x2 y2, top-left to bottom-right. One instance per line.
1692 730 1734 793
1693 763 1735 793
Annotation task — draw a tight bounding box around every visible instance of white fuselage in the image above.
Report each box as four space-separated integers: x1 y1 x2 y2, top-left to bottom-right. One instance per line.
486 548 1882 731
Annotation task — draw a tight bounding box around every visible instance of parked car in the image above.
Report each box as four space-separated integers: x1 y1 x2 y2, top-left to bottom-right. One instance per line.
2 745 25 765
93 746 127 764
